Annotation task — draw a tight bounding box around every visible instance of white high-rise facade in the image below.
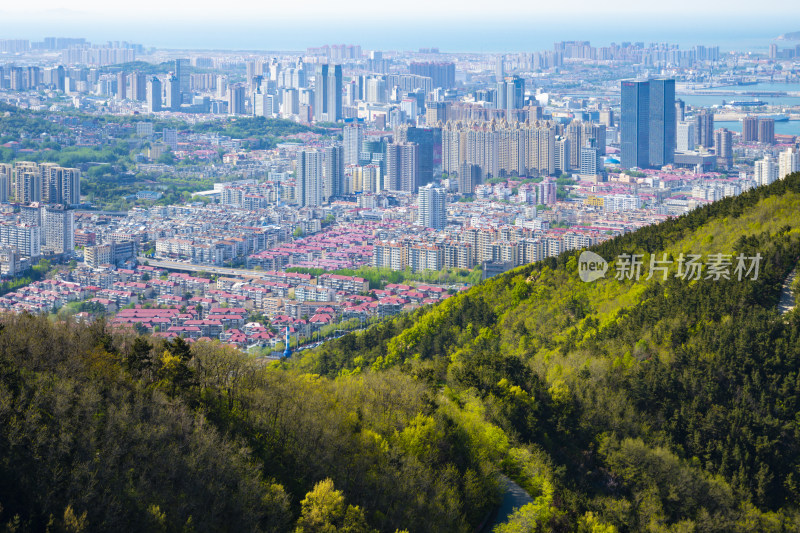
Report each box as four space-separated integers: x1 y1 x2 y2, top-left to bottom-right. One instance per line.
754 156 779 187
677 120 695 152
343 124 365 166
778 147 800 180
43 207 74 256
253 93 276 118
296 150 324 207
417 184 446 230
555 137 570 174
0 224 40 258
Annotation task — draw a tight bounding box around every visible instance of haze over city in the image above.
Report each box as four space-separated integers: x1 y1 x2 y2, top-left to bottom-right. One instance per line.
0 0 795 50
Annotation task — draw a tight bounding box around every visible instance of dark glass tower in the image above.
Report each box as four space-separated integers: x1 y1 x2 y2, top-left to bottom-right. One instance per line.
621 79 675 169
396 126 436 185
621 80 649 169
648 79 675 167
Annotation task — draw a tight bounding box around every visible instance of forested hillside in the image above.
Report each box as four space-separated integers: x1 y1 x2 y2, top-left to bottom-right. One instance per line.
1 174 800 532
302 172 800 531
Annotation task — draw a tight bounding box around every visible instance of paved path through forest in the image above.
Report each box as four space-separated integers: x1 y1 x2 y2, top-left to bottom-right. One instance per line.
780 269 797 315
480 475 533 532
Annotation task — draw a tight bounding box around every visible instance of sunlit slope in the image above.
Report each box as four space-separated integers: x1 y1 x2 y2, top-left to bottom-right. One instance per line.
299 173 800 531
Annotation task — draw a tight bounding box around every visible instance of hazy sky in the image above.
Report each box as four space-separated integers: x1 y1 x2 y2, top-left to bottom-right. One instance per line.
0 0 795 19
0 1 795 51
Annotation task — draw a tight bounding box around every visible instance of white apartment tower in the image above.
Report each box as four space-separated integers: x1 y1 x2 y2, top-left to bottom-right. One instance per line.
754 156 779 187
677 120 695 152
43 206 74 256
343 123 365 166
296 150 324 207
778 147 800 180
417 184 447 230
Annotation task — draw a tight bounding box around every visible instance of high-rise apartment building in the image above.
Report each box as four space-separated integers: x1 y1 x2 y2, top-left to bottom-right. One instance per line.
43 206 74 255
566 122 582 170
675 99 685 121
0 224 40 258
426 101 448 125
165 75 180 111
694 110 714 149
322 145 344 202
282 89 299 117
599 109 615 128
386 142 419 193
130 71 147 102
116 71 126 100
228 84 246 115
0 246 20 276
395 126 437 186
147 77 162 112
714 128 733 169
253 91 275 118
620 79 675 169
417 184 446 230
0 164 10 203
441 120 557 179
42 165 80 205
497 76 525 120
313 64 342 123
564 121 605 170
349 164 382 193
7 162 77 205
555 136 570 174
676 120 695 151
343 124 365 166
365 76 387 104
537 180 557 205
296 150 324 207
778 147 800 179
458 162 481 195
409 62 455 89
758 118 775 144
754 156 779 187
11 162 41 203
579 139 604 178
742 116 759 142
584 123 606 166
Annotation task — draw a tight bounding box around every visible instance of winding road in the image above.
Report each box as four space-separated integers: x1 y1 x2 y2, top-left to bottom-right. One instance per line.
780 269 797 315
480 475 533 532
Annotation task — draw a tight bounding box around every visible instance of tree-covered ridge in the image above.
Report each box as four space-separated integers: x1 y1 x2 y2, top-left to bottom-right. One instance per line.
0 313 501 532
299 173 800 531
190 115 329 140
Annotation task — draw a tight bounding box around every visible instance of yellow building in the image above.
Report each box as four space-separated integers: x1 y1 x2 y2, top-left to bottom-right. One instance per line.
584 195 604 207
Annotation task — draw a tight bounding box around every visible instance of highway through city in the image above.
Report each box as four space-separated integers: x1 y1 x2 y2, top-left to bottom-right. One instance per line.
137 257 267 278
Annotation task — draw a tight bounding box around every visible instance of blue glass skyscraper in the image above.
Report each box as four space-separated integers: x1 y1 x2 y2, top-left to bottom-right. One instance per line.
621 80 649 169
648 79 676 167
621 79 675 169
